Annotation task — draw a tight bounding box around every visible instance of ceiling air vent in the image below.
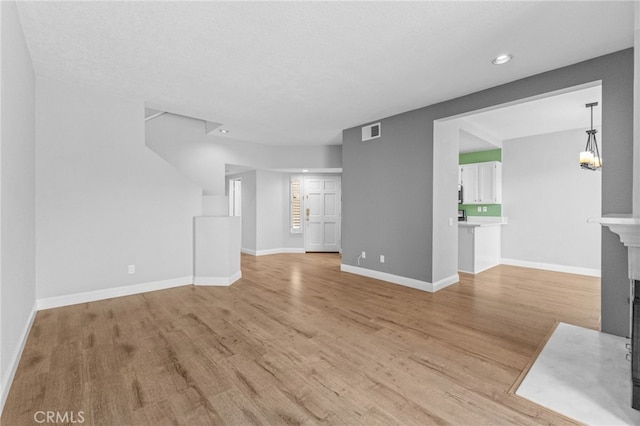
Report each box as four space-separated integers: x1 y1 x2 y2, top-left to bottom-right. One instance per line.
362 122 381 141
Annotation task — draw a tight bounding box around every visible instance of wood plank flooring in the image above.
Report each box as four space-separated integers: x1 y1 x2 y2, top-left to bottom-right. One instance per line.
2 253 600 425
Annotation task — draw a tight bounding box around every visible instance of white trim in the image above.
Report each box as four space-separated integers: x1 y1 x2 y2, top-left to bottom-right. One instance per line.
143 111 166 121
194 271 242 286
432 274 460 291
340 264 458 293
36 276 193 310
242 247 305 256
458 264 497 275
1 302 37 414
500 258 601 277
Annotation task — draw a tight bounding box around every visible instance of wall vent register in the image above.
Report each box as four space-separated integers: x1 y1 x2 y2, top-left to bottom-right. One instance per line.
362 123 381 141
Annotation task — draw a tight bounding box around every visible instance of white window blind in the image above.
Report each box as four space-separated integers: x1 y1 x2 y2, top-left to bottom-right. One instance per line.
290 176 302 233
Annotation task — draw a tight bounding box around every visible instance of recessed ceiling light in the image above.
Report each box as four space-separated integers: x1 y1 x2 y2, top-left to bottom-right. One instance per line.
302 169 309 173
492 54 513 65
219 129 229 134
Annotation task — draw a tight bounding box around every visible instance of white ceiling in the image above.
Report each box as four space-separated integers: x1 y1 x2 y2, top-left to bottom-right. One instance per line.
16 1 633 146
457 84 603 153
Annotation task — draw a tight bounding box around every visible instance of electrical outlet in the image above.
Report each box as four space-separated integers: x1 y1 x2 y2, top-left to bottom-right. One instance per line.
361 251 366 259
128 265 135 274
482 206 488 212
380 255 385 263
477 206 482 212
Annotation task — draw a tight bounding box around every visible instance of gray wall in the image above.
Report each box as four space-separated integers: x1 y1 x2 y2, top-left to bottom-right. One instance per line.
343 109 432 281
36 78 202 299
502 128 601 273
343 49 633 336
0 1 36 404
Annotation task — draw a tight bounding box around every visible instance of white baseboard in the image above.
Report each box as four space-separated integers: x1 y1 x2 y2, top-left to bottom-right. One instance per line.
432 273 460 291
242 247 305 256
194 271 242 286
36 276 193 310
500 258 601 277
1 301 37 415
340 264 458 293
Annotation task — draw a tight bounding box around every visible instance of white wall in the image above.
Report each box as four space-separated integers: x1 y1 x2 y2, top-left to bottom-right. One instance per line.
233 170 305 255
145 112 342 196
237 171 257 252
36 78 202 300
432 120 461 285
256 170 285 251
502 128 601 274
0 1 37 410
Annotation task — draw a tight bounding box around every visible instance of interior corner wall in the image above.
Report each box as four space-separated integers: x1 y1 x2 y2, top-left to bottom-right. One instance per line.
234 170 304 255
35 78 202 300
343 49 633 336
0 0 36 410
502 128 601 272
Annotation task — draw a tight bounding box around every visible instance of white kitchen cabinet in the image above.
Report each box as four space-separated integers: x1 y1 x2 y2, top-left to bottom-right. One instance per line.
459 161 502 204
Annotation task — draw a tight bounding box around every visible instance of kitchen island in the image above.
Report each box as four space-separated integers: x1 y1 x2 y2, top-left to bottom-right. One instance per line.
458 217 507 274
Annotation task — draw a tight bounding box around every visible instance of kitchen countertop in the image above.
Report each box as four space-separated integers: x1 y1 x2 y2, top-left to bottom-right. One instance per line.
458 217 508 227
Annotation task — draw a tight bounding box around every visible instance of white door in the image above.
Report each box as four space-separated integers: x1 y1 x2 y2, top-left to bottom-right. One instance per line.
304 176 341 252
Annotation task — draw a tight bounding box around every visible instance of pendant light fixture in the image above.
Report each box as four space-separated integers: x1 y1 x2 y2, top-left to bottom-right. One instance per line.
579 102 602 171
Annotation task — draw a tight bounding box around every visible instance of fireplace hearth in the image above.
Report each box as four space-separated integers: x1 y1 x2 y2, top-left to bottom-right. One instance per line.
590 215 640 409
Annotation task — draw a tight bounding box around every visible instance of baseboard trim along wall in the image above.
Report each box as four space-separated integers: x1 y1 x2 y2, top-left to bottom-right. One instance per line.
36 276 193 310
1 302 37 414
340 264 459 293
194 271 242 286
242 248 306 256
432 274 461 291
500 258 601 277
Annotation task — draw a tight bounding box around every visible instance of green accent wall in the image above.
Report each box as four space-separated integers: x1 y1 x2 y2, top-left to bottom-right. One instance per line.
459 149 502 217
459 148 502 165
459 204 501 217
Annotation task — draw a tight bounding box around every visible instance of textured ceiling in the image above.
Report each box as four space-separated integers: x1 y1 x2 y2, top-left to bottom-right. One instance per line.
16 1 634 146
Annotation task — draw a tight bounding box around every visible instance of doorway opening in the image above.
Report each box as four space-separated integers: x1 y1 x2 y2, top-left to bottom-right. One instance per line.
433 81 603 283
229 177 241 217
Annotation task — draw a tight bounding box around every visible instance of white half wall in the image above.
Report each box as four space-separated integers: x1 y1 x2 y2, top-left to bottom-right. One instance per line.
502 128 601 273
35 78 202 300
194 216 241 285
0 1 37 412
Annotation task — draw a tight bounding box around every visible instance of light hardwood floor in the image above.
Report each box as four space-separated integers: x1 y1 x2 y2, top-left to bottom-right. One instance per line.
2 253 600 425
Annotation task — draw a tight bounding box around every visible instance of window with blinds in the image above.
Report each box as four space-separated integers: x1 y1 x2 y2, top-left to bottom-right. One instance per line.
290 176 302 233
